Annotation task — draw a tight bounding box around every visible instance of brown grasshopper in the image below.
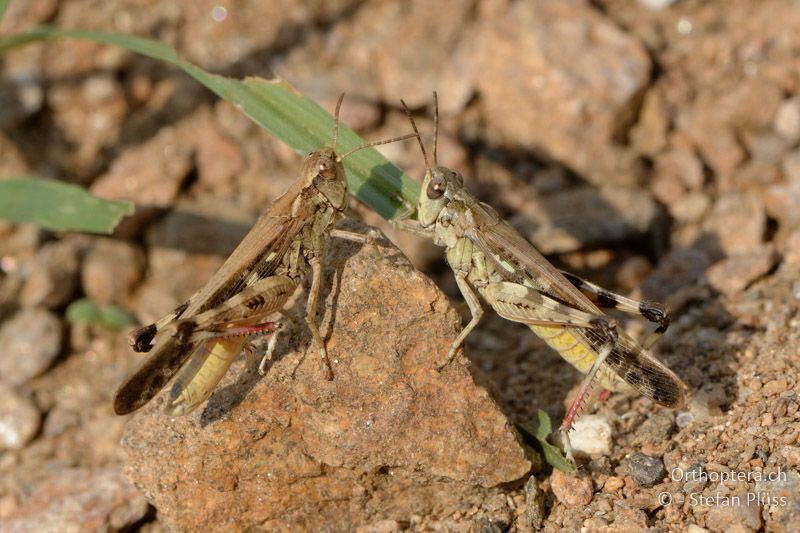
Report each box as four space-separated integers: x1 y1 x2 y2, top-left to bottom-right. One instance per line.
113 95 415 416
396 95 686 458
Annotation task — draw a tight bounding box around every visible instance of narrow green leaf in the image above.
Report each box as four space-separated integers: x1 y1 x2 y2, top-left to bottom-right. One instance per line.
0 27 420 219
518 410 578 475
0 177 134 234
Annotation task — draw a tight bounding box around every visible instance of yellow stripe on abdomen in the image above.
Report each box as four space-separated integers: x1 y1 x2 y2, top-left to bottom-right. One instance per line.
165 336 246 416
529 325 628 392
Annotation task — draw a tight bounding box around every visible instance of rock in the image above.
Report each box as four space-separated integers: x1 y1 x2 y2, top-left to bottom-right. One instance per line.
90 112 197 236
704 492 763 533
638 0 678 9
782 150 800 182
3 467 148 531
780 446 800 467
550 469 593 506
642 246 716 302
19 240 80 308
0 385 41 450
82 238 145 305
120 225 530 531
604 476 625 491
687 525 710 533
0 308 62 386
473 0 650 185
773 96 800 143
755 470 800 532
624 452 665 487
765 182 800 231
472 0 651 186
568 415 613 457
469 517 503 533
356 520 403 533
705 244 778 297
761 378 788 396
524 475 546 530
670 192 711 223
511 186 661 254
280 0 475 113
634 412 674 444
702 192 766 255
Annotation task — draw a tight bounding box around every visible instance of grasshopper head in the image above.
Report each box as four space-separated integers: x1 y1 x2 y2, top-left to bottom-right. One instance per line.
418 165 462 226
306 147 348 210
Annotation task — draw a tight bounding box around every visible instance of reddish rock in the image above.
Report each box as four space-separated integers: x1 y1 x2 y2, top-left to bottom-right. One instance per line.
0 385 40 451
0 308 62 386
550 469 593 506
705 244 778 297
19 240 81 309
3 467 148 531
472 0 651 186
81 238 145 305
702 192 766 255
510 186 660 254
120 225 530 531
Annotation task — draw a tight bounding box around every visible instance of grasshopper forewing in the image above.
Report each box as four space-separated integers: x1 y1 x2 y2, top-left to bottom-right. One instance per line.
113 95 415 416
396 94 686 455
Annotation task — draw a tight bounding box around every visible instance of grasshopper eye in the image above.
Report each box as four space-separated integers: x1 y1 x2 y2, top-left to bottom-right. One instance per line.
427 176 446 200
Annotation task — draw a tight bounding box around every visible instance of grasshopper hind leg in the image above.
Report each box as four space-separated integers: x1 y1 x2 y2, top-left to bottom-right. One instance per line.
559 271 670 349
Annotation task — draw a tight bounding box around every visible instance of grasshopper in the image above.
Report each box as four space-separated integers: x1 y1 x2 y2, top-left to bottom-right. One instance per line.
397 95 686 458
113 95 415 416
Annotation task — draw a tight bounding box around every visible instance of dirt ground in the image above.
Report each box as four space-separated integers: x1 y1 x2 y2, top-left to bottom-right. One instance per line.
1 1 800 532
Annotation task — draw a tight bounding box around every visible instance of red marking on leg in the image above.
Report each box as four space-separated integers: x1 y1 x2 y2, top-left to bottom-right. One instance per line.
599 388 611 402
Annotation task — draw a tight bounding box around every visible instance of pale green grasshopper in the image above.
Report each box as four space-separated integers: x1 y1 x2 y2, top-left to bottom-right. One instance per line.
397 95 687 458
114 95 415 416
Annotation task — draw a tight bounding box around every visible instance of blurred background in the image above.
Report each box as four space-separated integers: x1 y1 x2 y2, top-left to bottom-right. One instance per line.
1 1 799 531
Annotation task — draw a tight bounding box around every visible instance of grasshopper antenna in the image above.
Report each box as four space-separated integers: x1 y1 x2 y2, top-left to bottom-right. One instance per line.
332 93 345 151
336 133 418 162
432 91 439 166
400 99 431 175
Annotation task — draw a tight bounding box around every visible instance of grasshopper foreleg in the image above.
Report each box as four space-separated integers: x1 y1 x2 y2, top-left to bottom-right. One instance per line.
305 257 332 380
439 271 484 370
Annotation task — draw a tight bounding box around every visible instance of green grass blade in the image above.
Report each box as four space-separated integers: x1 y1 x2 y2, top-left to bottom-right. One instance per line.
0 27 420 219
0 177 134 234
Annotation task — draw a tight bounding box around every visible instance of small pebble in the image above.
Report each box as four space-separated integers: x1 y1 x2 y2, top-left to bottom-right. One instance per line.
0 308 62 386
0 385 41 450
524 476 545 530
624 452 666 487
705 244 777 298
762 378 788 396
705 492 762 532
567 415 613 457
550 469 593 506
782 150 800 182
604 476 625 491
635 412 674 443
773 96 800 143
19 241 80 309
637 0 678 9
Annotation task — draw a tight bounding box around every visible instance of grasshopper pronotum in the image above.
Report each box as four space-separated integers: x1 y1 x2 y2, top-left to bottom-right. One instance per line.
113 95 415 416
397 95 686 458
